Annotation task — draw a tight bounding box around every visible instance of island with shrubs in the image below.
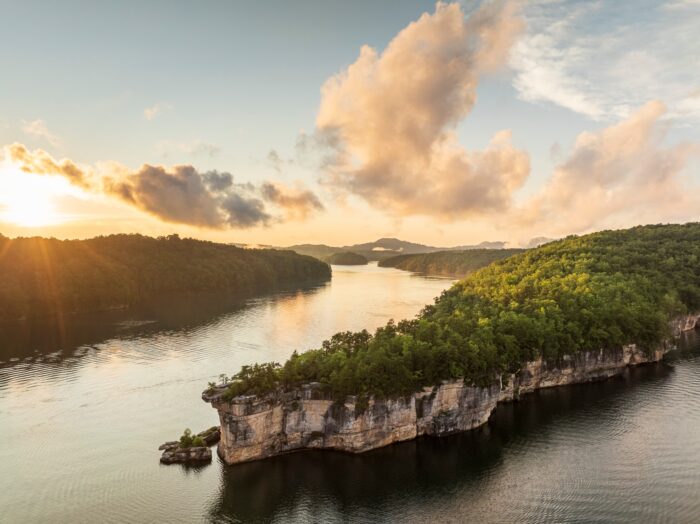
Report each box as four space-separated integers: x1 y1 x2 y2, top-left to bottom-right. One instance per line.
159 427 221 465
204 223 700 464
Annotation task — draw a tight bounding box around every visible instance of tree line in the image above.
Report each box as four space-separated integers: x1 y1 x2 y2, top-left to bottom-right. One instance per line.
378 249 524 278
0 233 331 321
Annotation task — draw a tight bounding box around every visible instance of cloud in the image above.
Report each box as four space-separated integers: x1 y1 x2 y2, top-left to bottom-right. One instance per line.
314 1 528 219
105 164 270 228
261 181 324 220
21 119 61 146
518 101 700 233
266 149 284 173
219 192 270 228
144 102 172 120
4 144 324 229
511 1 700 121
6 143 90 188
156 139 220 158
664 0 700 9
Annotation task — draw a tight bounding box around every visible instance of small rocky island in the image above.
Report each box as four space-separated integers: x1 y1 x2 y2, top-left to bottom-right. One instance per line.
159 426 220 465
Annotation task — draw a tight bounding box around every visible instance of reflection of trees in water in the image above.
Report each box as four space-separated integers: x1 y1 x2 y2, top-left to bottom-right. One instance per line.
208 362 679 523
208 429 502 523
0 281 328 369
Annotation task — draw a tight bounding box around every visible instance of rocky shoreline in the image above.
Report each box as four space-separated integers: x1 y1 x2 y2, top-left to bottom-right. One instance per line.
158 426 220 465
203 314 699 466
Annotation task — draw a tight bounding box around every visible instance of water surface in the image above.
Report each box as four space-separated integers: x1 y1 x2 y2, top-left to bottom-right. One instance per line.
2 264 699 523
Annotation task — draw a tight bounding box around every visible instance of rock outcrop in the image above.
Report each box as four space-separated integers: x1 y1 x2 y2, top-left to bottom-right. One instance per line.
204 314 699 466
159 443 212 464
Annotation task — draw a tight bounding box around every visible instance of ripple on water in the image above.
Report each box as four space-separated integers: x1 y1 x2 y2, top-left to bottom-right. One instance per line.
2 270 700 523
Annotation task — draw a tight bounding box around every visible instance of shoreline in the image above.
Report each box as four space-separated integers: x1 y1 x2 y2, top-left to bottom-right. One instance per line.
205 314 699 466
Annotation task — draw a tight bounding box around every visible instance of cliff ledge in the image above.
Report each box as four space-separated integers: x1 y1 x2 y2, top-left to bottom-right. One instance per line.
204 313 699 465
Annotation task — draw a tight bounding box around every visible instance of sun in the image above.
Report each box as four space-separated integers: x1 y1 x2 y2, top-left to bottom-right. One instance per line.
0 164 73 227
3 192 58 227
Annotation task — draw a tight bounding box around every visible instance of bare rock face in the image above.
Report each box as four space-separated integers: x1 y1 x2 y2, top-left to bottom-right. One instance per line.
671 313 700 335
159 443 212 464
206 381 501 465
205 315 698 466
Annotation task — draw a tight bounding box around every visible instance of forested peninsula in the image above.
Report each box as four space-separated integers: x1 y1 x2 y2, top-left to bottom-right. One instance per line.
0 233 331 321
217 223 700 401
378 249 524 278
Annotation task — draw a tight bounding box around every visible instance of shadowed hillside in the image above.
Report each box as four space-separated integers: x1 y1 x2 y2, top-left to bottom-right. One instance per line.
0 233 331 321
378 249 524 277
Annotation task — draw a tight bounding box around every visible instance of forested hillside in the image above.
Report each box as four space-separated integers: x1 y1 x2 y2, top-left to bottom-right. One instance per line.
0 234 331 321
221 223 700 400
379 249 524 277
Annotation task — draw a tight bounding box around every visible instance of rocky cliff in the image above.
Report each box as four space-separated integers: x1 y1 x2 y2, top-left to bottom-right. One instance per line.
204 314 699 465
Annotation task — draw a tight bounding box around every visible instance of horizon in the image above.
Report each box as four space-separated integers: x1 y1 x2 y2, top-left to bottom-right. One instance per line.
2 220 697 251
1 0 698 245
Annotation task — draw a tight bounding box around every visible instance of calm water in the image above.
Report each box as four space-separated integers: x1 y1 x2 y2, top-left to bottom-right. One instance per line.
2 264 700 523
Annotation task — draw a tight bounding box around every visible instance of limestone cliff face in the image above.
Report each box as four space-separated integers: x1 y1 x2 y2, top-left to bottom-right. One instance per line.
206 381 501 465
204 314 699 465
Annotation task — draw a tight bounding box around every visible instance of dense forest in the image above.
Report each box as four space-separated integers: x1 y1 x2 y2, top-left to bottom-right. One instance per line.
0 234 331 321
221 223 700 401
325 252 368 265
378 249 524 277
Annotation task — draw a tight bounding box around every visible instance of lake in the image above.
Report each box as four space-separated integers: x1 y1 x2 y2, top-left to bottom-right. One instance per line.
2 263 699 523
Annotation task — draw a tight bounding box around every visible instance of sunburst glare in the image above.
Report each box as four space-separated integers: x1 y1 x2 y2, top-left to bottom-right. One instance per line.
0 163 78 227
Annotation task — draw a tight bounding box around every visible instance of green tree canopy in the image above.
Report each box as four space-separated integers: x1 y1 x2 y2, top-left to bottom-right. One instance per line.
222 223 700 401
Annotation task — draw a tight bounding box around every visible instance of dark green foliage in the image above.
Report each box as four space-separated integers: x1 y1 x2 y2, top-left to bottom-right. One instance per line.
191 436 205 447
222 223 700 401
378 249 524 277
324 252 368 265
0 233 330 320
180 428 193 448
224 362 282 399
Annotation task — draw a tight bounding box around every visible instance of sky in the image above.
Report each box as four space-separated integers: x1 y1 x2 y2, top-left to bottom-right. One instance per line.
0 0 698 247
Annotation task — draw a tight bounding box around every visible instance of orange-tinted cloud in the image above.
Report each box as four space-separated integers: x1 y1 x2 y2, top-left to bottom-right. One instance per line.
518 101 700 233
261 181 324 220
4 144 323 229
7 143 90 188
316 1 527 219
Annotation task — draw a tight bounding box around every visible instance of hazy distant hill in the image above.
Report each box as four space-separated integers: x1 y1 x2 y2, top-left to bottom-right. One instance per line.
285 237 517 262
450 241 507 250
523 237 556 248
379 249 524 278
347 237 442 255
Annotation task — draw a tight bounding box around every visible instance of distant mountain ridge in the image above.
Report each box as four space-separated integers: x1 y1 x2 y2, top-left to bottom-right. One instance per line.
283 237 549 262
